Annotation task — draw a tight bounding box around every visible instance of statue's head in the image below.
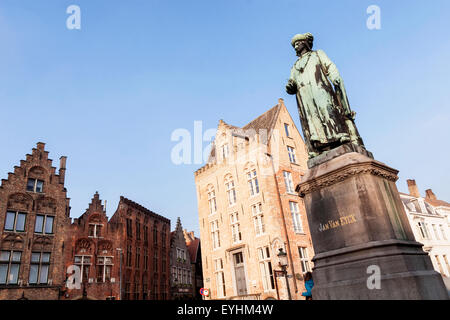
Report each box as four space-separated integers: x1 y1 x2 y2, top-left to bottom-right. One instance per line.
291 33 314 56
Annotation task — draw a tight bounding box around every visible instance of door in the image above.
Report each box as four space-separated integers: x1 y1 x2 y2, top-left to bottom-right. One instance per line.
233 252 247 296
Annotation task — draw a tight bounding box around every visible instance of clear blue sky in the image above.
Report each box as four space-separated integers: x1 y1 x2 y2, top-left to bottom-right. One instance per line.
1 1 449 235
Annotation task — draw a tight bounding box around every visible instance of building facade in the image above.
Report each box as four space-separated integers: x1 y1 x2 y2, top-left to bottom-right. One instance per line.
63 192 121 300
170 218 193 299
400 179 450 278
194 99 314 300
0 142 71 300
108 196 171 300
184 229 203 300
63 194 172 301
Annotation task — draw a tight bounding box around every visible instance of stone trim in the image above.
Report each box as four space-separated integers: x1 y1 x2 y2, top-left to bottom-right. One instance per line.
297 161 399 196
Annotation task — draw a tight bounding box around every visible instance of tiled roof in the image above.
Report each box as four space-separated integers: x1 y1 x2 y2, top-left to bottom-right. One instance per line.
186 238 200 263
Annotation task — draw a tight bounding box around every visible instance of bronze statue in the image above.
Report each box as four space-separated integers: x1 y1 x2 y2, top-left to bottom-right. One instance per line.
286 33 365 158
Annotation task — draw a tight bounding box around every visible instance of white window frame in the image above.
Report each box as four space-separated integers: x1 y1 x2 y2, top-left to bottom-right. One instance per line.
290 202 303 233
211 220 221 249
247 170 259 196
287 146 297 164
283 171 295 194
258 246 275 291
252 203 265 236
230 212 242 244
298 247 312 273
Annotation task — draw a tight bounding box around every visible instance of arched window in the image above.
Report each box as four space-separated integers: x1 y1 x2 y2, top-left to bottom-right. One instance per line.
245 165 259 196
207 185 217 214
225 175 236 206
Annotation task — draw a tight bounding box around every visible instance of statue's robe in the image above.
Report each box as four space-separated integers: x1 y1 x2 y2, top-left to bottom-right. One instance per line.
289 49 360 155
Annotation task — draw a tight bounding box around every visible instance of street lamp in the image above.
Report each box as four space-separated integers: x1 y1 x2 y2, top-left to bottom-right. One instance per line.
277 248 292 300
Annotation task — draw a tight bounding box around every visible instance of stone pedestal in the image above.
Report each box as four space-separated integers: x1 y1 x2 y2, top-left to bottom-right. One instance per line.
297 144 448 300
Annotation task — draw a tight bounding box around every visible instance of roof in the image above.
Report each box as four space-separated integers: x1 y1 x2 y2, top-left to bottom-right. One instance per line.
424 198 450 208
119 196 170 223
205 101 283 164
186 238 200 263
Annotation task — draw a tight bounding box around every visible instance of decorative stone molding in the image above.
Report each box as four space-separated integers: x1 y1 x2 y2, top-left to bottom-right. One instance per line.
298 162 398 196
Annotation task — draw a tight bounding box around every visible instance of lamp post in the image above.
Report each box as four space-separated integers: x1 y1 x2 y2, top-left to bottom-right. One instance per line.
277 248 292 300
116 248 123 300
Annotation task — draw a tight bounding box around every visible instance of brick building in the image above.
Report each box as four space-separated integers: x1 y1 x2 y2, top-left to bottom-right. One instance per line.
183 229 203 300
194 99 314 300
170 218 193 299
0 142 71 300
64 194 171 300
63 192 120 300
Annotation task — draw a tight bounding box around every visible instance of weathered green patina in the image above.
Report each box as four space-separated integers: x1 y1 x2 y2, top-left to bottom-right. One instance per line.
286 33 365 158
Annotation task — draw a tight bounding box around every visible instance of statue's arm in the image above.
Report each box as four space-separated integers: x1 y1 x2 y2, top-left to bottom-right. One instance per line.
317 50 342 86
286 68 297 95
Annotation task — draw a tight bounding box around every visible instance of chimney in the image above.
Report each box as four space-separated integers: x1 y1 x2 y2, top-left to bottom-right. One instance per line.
407 179 420 198
59 156 67 185
425 189 437 200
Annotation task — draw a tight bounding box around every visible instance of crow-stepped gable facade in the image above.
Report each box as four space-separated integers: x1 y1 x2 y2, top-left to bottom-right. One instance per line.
0 142 71 300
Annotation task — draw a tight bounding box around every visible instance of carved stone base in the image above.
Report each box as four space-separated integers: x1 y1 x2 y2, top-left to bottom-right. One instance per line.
297 151 448 300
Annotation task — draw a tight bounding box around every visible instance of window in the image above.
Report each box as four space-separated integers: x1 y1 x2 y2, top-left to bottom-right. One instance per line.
29 252 51 285
258 246 275 291
4 211 27 232
283 171 295 194
226 178 236 206
252 203 265 235
161 227 167 249
136 221 141 240
417 222 430 240
135 248 141 268
126 245 132 267
144 248 149 271
74 255 91 282
144 225 149 243
284 123 291 137
176 248 186 260
230 212 242 244
290 202 303 233
222 144 229 160
207 186 217 215
435 255 445 275
27 179 44 193
153 251 158 273
126 219 133 238
34 215 54 234
211 220 221 249
440 225 447 240
96 257 113 283
432 224 440 240
247 170 260 196
88 224 103 238
0 251 22 285
214 258 226 298
443 255 450 275
287 146 297 164
298 247 312 273
153 224 158 246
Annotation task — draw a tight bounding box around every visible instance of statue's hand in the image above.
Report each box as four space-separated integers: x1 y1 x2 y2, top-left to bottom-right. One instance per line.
286 79 297 95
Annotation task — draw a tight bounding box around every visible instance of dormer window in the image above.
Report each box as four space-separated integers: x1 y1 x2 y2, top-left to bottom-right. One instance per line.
27 179 44 193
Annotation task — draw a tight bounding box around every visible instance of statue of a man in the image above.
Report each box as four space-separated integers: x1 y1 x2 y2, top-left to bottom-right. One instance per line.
286 33 365 158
